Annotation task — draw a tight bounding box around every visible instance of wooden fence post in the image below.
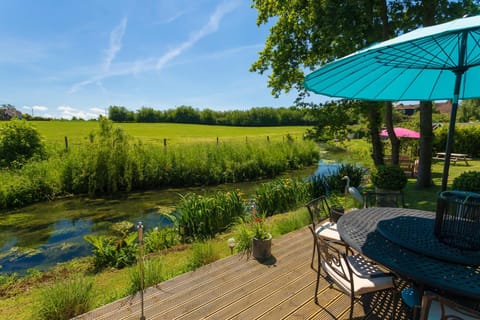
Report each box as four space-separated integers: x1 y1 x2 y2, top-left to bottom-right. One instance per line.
65 136 69 150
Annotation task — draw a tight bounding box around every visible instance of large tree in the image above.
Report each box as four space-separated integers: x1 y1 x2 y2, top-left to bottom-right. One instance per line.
251 0 479 186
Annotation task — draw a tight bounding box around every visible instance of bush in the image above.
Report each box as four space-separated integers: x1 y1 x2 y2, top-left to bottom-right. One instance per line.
0 119 46 167
37 276 94 320
371 165 408 190
84 221 138 270
452 171 480 193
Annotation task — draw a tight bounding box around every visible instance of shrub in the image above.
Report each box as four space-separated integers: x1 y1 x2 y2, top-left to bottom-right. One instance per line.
452 171 480 193
0 119 46 167
371 165 408 190
37 276 94 320
84 221 138 270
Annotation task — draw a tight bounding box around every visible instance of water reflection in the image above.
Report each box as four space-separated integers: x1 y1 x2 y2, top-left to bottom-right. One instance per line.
0 166 317 275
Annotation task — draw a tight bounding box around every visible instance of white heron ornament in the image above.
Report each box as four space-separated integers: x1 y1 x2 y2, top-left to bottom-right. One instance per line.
342 176 364 208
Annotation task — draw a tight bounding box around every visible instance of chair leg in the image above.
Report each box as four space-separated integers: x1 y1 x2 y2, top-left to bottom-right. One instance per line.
315 250 321 304
311 238 316 269
349 295 355 320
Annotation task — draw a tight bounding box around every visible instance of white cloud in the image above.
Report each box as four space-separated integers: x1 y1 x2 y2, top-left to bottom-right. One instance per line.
103 18 127 72
89 107 106 114
32 105 49 111
57 105 99 119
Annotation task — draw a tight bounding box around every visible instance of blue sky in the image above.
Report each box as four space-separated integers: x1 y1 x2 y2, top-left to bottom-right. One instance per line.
0 0 307 119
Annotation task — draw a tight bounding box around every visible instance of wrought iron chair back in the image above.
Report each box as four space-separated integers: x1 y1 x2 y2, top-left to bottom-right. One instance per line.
315 236 397 320
363 191 405 208
419 292 480 320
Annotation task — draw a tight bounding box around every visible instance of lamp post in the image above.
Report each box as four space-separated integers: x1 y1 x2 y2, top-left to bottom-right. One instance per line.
137 221 146 320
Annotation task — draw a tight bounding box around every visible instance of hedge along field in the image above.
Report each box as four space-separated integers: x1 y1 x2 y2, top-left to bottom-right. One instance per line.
23 121 309 146
0 119 318 210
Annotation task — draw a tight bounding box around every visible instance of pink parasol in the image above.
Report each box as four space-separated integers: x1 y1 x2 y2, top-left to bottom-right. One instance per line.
379 127 420 139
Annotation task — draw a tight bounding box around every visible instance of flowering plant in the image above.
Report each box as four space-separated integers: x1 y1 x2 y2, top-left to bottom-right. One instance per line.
233 202 272 256
250 214 271 240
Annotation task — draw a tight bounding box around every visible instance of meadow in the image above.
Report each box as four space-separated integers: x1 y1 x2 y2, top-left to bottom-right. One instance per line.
26 121 309 146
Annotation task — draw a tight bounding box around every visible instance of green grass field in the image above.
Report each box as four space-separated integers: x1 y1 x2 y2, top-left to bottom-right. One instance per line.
24 121 310 146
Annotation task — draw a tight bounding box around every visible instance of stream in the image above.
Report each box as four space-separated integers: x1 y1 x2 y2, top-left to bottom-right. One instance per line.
0 161 341 275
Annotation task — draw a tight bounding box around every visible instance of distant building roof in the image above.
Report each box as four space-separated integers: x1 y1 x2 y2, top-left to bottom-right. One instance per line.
434 100 452 114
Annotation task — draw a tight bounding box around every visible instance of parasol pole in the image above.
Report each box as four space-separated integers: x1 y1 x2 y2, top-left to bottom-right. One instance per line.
441 31 468 192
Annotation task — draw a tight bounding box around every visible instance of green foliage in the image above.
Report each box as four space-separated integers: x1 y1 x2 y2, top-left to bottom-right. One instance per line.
452 171 480 193
109 105 312 126
84 221 138 270
254 178 310 216
459 99 480 122
187 242 220 270
144 227 180 253
0 120 318 210
37 276 94 320
0 272 19 297
433 125 480 157
307 163 367 197
127 258 165 295
0 119 46 167
175 191 245 241
371 165 408 190
304 100 359 142
274 210 310 235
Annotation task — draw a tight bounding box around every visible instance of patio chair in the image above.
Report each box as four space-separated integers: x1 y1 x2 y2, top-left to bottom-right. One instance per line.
306 196 343 269
315 237 397 320
419 292 480 320
363 190 406 208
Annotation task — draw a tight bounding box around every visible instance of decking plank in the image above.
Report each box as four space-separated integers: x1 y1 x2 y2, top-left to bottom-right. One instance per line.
73 226 409 320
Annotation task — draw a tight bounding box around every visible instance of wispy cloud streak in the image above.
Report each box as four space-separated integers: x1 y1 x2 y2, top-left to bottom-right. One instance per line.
69 1 241 94
103 18 127 72
156 1 239 70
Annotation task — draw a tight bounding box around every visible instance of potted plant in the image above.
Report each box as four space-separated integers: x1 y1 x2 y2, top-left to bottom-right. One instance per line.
371 165 408 191
234 210 272 262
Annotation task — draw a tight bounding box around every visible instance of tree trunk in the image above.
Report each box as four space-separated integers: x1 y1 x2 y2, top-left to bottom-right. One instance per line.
368 104 384 166
417 101 433 187
415 0 435 187
384 101 400 165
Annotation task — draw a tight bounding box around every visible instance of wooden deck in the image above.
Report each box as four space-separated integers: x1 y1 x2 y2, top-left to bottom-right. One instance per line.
73 227 411 320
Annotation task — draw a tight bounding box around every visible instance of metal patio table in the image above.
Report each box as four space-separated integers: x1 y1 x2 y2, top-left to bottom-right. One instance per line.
337 208 480 301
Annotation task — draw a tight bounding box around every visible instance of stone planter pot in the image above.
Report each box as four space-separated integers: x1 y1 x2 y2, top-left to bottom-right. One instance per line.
252 234 272 261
